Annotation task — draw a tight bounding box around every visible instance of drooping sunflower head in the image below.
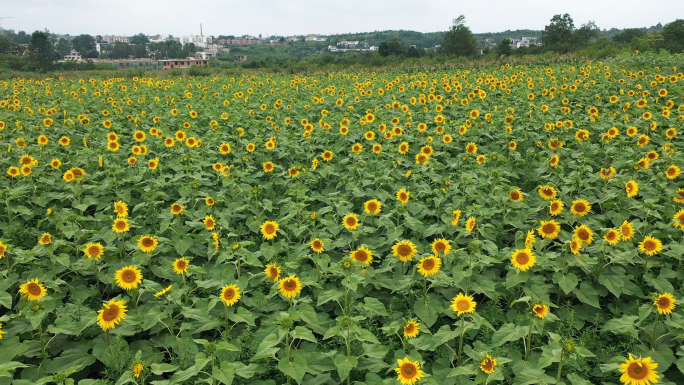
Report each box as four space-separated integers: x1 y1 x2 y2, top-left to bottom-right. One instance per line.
392 240 418 262
115 266 142 290
417 256 442 277
511 248 536 271
38 232 52 245
403 320 420 339
114 201 128 218
619 220 635 240
220 284 241 306
451 210 462 226
260 221 279 240
342 213 360 231
619 354 659 385
350 246 373 265
450 292 476 316
278 275 302 298
394 357 424 385
465 216 476 232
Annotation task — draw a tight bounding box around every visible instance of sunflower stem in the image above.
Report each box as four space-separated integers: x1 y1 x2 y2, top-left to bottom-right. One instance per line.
651 311 659 350
457 316 465 366
105 330 111 347
525 321 534 361
556 349 563 383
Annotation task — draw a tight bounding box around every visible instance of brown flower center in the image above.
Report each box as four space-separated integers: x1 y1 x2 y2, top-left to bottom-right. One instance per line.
122 270 136 283
658 297 670 307
516 252 530 265
142 238 154 247
284 280 296 290
398 245 412 256
355 250 368 262
28 283 41 295
627 362 648 380
644 241 656 251
423 258 435 270
574 203 586 212
224 288 235 300
265 224 275 234
481 358 494 371
401 363 417 378
457 300 470 311
543 223 556 234
103 305 120 321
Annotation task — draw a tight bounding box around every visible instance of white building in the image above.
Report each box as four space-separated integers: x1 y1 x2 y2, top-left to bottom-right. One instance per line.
305 34 327 42
369 46 379 51
337 41 359 47
180 35 213 48
196 51 216 59
64 49 81 61
101 35 129 43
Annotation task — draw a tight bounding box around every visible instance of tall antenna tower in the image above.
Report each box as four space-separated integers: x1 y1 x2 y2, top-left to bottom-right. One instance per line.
200 23 203 37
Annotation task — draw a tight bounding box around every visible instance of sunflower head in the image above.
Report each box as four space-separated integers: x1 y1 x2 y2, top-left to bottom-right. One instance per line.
350 246 373 265
511 248 536 271
220 284 241 306
265 263 281 282
260 221 279 239
403 320 420 338
394 357 424 385
654 293 676 315
19 278 47 301
278 275 302 298
392 240 418 262
480 354 497 374
532 304 550 319
619 354 659 385
451 292 476 316
342 214 360 231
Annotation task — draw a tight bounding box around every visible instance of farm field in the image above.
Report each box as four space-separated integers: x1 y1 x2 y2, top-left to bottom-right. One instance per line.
0 60 684 385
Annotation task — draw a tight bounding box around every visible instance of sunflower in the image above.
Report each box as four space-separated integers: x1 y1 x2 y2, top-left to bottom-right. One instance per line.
509 141 517 150
574 225 594 245
342 213 360 231
114 201 128 218
396 189 410 205
465 216 476 232
538 220 561 239
509 189 523 202
531 303 550 319
364 199 382 215
350 246 373 265
480 354 497 374
665 165 680 179
538 185 557 200
205 197 215 206
38 232 52 245
220 284 241 306
451 210 462 226
625 180 639 198
310 238 325 253
170 203 184 215
7 166 19 177
619 354 659 385
278 275 302 298
570 199 591 217
570 239 582 254
675 189 684 204
600 167 616 179
19 278 47 301
173 257 189 274
639 236 662 256
654 293 676 315
204 215 216 230
604 229 621 245
476 155 487 164
0 241 6 258
98 299 127 331
417 256 442 277
431 238 451 256
0 322 5 339
264 263 281 282
421 145 434 157
549 155 559 167
263 161 275 172
511 248 536 271
322 150 334 161
394 357 424 385
548 200 564 216
112 218 129 233
525 230 536 248
465 142 478 155
260 221 279 239
288 167 300 178
83 243 104 260
50 159 61 169
115 266 142 290
403 320 420 338
619 221 635 240
138 235 159 253
451 292 476 316
389 239 418 262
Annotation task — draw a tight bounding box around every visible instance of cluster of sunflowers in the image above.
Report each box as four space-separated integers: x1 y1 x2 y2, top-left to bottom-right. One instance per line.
0 59 683 384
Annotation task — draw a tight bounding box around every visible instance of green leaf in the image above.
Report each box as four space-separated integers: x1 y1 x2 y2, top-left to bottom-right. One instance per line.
292 326 317 343
173 235 194 256
357 297 388 317
602 316 639 337
413 298 439 327
333 354 358 382
213 362 235 385
567 373 593 385
575 282 600 308
446 365 476 377
0 292 11 309
251 332 283 360
150 363 179 375
491 323 528 347
278 355 308 384
552 272 578 295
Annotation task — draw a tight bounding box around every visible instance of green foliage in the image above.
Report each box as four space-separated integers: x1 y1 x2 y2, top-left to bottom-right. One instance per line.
28 31 57 72
439 15 478 57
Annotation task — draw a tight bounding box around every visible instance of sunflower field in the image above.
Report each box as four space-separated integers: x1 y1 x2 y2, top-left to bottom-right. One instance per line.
0 59 683 385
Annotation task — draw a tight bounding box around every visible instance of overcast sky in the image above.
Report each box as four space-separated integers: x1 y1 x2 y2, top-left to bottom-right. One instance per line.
1 0 681 37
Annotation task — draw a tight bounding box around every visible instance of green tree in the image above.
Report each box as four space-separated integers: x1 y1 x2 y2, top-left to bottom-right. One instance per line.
571 21 600 47
72 34 97 57
542 14 575 52
496 38 512 56
661 19 684 52
612 29 646 44
56 38 71 57
406 45 424 58
29 30 56 71
439 15 478 57
129 33 149 45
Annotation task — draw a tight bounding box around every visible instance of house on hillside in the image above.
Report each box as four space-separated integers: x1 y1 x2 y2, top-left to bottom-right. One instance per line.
64 50 81 61
234 55 247 62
